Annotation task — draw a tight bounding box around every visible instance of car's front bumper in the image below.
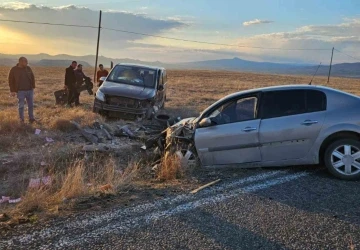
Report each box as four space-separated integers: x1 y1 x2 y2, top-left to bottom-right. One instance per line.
93 98 148 115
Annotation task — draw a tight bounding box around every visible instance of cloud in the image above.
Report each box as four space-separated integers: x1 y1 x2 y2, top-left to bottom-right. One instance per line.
111 17 360 63
0 1 32 10
227 17 360 63
243 19 273 26
0 3 359 64
0 3 186 56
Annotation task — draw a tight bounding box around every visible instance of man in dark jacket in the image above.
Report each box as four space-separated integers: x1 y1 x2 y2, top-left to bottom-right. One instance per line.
73 64 89 106
64 61 77 106
8 57 36 123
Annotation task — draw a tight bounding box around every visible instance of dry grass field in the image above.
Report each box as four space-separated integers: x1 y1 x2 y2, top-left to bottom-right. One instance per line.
0 66 359 222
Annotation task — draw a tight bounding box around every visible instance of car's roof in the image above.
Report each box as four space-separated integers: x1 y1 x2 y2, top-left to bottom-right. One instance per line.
224 84 356 99
200 84 359 116
115 63 164 70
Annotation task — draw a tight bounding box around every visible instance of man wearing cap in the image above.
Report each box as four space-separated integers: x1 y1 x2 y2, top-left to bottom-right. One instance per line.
96 64 109 87
8 57 36 123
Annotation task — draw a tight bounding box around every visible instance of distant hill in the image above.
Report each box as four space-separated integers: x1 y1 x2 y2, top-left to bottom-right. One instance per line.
0 53 359 78
175 57 360 78
33 59 91 67
0 58 17 66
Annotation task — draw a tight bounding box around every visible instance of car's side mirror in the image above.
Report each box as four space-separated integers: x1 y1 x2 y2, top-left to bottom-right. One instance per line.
158 84 164 91
100 76 106 82
199 118 212 128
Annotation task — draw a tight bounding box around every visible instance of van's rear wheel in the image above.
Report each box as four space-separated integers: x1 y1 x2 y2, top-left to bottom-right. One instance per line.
324 139 360 180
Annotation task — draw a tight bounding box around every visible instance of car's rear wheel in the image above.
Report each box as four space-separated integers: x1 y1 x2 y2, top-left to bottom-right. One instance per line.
324 139 360 180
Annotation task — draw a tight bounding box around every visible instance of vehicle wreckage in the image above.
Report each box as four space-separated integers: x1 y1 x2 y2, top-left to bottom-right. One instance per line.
145 117 199 167
93 63 167 120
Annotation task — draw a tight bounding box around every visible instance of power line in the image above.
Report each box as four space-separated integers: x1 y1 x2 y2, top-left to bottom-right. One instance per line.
102 27 331 51
0 18 331 51
0 18 98 28
334 48 360 62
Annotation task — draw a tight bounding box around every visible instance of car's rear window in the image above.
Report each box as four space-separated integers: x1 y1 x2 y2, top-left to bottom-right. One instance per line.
306 90 327 112
261 89 326 119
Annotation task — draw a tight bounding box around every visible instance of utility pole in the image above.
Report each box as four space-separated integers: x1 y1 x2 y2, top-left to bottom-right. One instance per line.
327 47 334 84
94 10 102 83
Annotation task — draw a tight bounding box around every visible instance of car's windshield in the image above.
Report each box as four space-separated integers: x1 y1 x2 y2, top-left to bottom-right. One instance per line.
107 65 156 88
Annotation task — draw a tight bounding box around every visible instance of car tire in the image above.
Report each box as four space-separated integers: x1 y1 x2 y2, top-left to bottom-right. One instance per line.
324 138 360 181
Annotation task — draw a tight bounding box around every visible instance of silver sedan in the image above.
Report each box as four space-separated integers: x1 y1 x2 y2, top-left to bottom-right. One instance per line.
175 85 360 180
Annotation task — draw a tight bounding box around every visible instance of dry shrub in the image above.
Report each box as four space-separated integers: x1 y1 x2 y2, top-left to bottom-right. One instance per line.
50 118 75 132
15 187 53 214
0 110 31 134
12 155 135 215
47 108 104 131
56 161 87 199
122 160 142 183
157 152 183 181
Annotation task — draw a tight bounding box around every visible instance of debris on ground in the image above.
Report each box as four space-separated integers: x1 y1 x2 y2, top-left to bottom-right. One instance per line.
190 179 221 194
8 198 22 204
35 129 41 135
82 143 133 153
70 121 98 143
0 213 9 222
28 176 52 188
45 137 55 143
0 196 10 204
116 125 136 139
0 196 22 204
99 184 113 192
100 125 113 140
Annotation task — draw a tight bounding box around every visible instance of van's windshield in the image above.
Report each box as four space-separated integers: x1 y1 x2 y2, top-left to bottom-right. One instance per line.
107 65 156 88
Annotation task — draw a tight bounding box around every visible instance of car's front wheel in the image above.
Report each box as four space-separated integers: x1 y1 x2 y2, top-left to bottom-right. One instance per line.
324 139 360 180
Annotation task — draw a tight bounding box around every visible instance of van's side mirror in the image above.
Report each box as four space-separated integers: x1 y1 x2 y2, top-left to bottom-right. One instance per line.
158 84 164 91
199 118 212 128
100 76 106 82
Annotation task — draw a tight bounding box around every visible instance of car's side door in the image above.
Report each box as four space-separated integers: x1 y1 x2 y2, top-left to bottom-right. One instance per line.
194 94 262 166
259 89 327 162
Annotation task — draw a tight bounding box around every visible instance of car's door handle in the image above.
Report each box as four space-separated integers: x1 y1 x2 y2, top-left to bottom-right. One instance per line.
242 127 257 132
301 120 318 126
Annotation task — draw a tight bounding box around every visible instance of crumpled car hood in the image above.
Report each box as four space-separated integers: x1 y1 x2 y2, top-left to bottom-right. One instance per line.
172 117 197 128
99 81 156 100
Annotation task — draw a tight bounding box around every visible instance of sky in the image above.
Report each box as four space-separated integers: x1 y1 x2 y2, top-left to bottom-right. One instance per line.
0 0 359 63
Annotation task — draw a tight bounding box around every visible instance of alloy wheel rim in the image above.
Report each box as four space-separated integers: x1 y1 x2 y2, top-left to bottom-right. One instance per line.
331 144 360 176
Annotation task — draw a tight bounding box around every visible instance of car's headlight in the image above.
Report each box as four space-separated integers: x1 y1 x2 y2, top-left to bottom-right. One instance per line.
95 90 105 102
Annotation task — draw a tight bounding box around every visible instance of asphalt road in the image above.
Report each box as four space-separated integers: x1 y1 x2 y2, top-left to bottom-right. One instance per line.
1 166 359 250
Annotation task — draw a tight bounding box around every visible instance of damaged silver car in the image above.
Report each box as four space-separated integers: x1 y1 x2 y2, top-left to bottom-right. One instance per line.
93 63 167 119
149 85 360 181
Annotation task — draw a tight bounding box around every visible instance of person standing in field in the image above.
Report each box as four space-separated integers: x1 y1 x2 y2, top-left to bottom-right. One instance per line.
96 64 108 87
74 64 89 106
64 61 77 107
8 57 36 123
